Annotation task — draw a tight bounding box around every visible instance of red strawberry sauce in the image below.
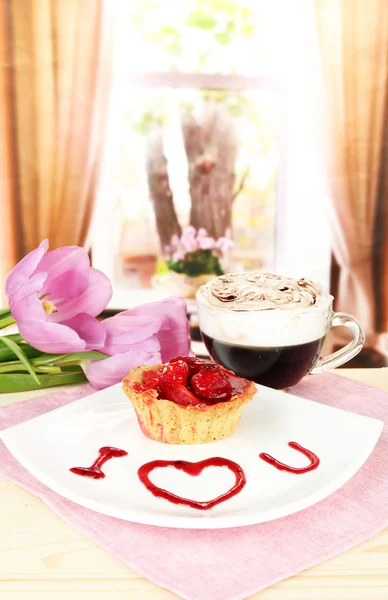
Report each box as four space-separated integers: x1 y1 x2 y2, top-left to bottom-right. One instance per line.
137 457 246 510
259 441 320 474
70 447 128 479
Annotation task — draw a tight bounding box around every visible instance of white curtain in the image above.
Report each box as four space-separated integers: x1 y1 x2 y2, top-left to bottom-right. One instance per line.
273 0 332 290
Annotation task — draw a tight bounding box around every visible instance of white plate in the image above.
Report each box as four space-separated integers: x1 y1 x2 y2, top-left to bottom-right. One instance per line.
0 383 383 529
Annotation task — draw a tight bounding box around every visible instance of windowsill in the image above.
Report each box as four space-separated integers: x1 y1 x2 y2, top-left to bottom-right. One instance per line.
107 287 197 314
108 288 170 311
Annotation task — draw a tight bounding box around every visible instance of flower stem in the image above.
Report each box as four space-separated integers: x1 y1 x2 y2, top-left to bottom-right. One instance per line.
0 370 87 393
35 365 62 374
0 363 60 375
0 316 16 330
0 362 29 374
0 360 21 370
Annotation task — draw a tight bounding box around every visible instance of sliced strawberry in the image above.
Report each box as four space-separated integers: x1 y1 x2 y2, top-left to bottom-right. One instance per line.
162 360 189 386
228 374 248 396
162 382 199 406
170 356 213 377
142 370 162 390
159 360 195 405
190 364 233 403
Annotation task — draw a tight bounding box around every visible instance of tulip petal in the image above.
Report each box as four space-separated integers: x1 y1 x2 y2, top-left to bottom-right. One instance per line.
38 247 91 299
61 314 106 350
10 291 46 323
17 319 86 354
42 268 90 302
51 268 113 321
84 337 161 389
5 239 48 298
36 245 90 278
8 273 47 318
102 315 162 356
121 296 192 362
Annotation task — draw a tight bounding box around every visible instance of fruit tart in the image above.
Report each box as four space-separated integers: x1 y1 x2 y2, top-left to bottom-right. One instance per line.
122 357 256 444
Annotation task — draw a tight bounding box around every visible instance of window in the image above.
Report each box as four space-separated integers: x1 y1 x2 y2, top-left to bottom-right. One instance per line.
92 0 330 309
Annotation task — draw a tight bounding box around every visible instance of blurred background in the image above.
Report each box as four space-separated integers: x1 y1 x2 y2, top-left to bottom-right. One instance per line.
1 0 387 366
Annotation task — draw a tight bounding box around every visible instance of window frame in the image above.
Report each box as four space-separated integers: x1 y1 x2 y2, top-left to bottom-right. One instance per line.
126 72 275 90
93 70 288 309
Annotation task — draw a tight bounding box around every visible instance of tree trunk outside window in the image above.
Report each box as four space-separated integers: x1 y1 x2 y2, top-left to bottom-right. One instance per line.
146 101 242 249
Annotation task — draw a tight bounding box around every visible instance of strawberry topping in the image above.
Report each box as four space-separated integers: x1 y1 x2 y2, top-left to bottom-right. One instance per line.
170 356 213 376
191 364 233 402
161 382 199 407
142 369 162 389
161 360 189 386
139 357 249 407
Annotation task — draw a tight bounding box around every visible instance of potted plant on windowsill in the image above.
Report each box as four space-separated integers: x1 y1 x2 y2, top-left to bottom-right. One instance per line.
163 226 234 299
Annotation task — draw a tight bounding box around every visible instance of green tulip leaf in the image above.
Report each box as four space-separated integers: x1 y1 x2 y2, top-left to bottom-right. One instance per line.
0 343 41 363
31 351 109 366
6 333 23 343
0 336 41 386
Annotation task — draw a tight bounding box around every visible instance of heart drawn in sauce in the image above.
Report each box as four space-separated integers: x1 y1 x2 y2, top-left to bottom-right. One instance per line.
138 457 246 510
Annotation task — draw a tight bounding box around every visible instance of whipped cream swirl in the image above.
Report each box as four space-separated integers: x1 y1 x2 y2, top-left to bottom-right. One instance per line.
198 272 326 312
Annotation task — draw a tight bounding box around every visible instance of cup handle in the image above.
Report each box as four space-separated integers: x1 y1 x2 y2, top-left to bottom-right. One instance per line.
309 312 365 374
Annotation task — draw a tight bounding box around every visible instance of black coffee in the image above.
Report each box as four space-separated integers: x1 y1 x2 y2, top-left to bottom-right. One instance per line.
201 332 325 390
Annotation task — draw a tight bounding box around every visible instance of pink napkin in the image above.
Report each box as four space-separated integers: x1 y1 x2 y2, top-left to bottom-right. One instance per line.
1 373 387 600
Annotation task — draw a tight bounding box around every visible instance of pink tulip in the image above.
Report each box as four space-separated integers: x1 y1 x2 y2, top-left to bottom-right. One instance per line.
84 296 192 389
85 337 161 390
122 296 192 362
5 240 112 353
101 315 162 356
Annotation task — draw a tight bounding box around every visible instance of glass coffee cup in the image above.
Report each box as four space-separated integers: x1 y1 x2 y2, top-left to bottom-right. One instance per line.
196 272 365 390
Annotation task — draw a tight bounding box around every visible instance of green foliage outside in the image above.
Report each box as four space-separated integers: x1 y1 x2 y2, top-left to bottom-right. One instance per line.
168 249 224 277
129 0 261 73
127 0 271 139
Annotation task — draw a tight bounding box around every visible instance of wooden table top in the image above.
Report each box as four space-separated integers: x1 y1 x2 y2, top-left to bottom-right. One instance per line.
1 368 388 600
